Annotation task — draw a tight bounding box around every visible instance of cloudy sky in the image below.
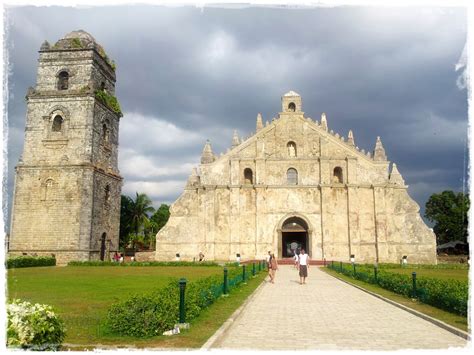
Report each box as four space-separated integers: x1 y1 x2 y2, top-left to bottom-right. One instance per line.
3 4 468 227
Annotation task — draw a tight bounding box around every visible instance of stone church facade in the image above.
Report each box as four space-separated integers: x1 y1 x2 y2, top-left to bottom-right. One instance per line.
156 91 437 263
8 31 122 265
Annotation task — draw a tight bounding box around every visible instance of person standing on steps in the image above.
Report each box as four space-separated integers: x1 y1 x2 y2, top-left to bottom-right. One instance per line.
298 249 310 284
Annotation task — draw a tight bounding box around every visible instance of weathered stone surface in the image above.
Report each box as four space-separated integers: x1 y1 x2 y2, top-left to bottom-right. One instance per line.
8 31 122 265
156 92 436 264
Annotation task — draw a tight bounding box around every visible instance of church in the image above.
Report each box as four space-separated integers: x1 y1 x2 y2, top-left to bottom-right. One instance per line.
155 91 437 263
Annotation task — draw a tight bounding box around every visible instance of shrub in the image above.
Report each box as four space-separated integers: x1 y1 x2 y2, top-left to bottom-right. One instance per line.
6 256 56 269
328 262 468 316
67 260 219 267
7 300 65 350
106 266 257 337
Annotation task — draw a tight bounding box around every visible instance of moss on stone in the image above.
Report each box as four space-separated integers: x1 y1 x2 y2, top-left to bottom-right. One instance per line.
95 89 122 115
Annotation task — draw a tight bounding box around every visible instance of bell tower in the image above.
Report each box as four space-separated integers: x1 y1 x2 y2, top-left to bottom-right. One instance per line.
281 90 302 113
9 30 123 264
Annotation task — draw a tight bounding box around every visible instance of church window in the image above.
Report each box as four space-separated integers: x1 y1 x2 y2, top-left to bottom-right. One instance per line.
41 178 54 201
287 141 297 157
287 168 298 185
57 71 69 90
288 102 296 112
100 81 106 91
333 167 343 183
52 115 63 132
244 168 253 184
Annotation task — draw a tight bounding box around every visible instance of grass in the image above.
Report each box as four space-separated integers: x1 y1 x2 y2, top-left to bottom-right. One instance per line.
321 267 469 332
7 265 265 347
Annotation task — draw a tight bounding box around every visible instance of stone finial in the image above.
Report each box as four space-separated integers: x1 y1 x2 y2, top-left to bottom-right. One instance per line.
187 167 201 187
40 40 50 51
321 113 328 131
373 136 387 161
256 113 263 132
232 130 240 148
201 140 215 164
347 130 355 146
335 133 340 139
389 163 405 185
265 120 269 126
366 151 372 158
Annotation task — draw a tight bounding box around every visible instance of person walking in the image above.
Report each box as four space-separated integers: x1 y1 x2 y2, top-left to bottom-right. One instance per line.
269 253 278 283
298 249 310 284
267 251 273 282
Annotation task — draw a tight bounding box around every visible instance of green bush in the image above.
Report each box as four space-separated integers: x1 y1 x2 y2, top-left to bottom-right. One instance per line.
67 260 219 267
7 300 65 350
106 266 257 337
366 263 469 270
416 277 468 316
328 262 468 316
6 256 56 269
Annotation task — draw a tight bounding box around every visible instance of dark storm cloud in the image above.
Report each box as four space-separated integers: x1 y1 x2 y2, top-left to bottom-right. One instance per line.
4 5 468 221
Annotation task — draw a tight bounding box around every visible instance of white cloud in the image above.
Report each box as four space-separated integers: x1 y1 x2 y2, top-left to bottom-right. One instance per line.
122 180 185 205
119 112 204 151
119 148 198 179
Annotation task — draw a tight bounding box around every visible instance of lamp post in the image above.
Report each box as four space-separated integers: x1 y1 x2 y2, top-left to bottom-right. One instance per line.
350 254 356 275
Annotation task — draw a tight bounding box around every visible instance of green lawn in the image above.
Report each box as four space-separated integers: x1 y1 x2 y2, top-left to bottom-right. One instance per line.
7 265 265 348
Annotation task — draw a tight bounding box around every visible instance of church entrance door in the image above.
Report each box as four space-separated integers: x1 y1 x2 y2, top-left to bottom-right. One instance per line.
281 217 309 257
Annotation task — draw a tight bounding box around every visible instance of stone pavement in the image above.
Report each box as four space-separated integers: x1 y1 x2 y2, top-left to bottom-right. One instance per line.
210 266 468 350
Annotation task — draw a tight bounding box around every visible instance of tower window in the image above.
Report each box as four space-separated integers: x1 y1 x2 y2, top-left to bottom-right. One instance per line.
57 71 69 90
287 168 298 185
333 167 343 183
105 185 110 202
244 168 253 184
287 141 297 157
52 115 63 132
102 121 110 143
288 102 296 112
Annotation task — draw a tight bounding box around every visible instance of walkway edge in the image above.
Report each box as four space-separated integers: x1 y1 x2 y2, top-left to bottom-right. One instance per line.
326 270 470 341
201 278 268 350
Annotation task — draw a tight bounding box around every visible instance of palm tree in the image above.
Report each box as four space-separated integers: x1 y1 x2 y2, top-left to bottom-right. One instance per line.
129 192 155 249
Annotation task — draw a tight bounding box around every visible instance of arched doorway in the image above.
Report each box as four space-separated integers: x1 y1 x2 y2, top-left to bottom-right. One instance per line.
100 233 106 261
281 217 309 257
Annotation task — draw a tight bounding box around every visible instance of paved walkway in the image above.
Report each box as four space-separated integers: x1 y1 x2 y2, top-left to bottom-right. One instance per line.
211 266 468 350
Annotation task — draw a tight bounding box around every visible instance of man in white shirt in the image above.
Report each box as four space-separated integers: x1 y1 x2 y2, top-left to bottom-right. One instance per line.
298 249 310 284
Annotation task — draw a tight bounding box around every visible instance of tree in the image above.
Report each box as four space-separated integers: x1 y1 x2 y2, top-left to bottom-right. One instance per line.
129 192 155 249
151 204 170 232
119 195 134 249
425 190 469 245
